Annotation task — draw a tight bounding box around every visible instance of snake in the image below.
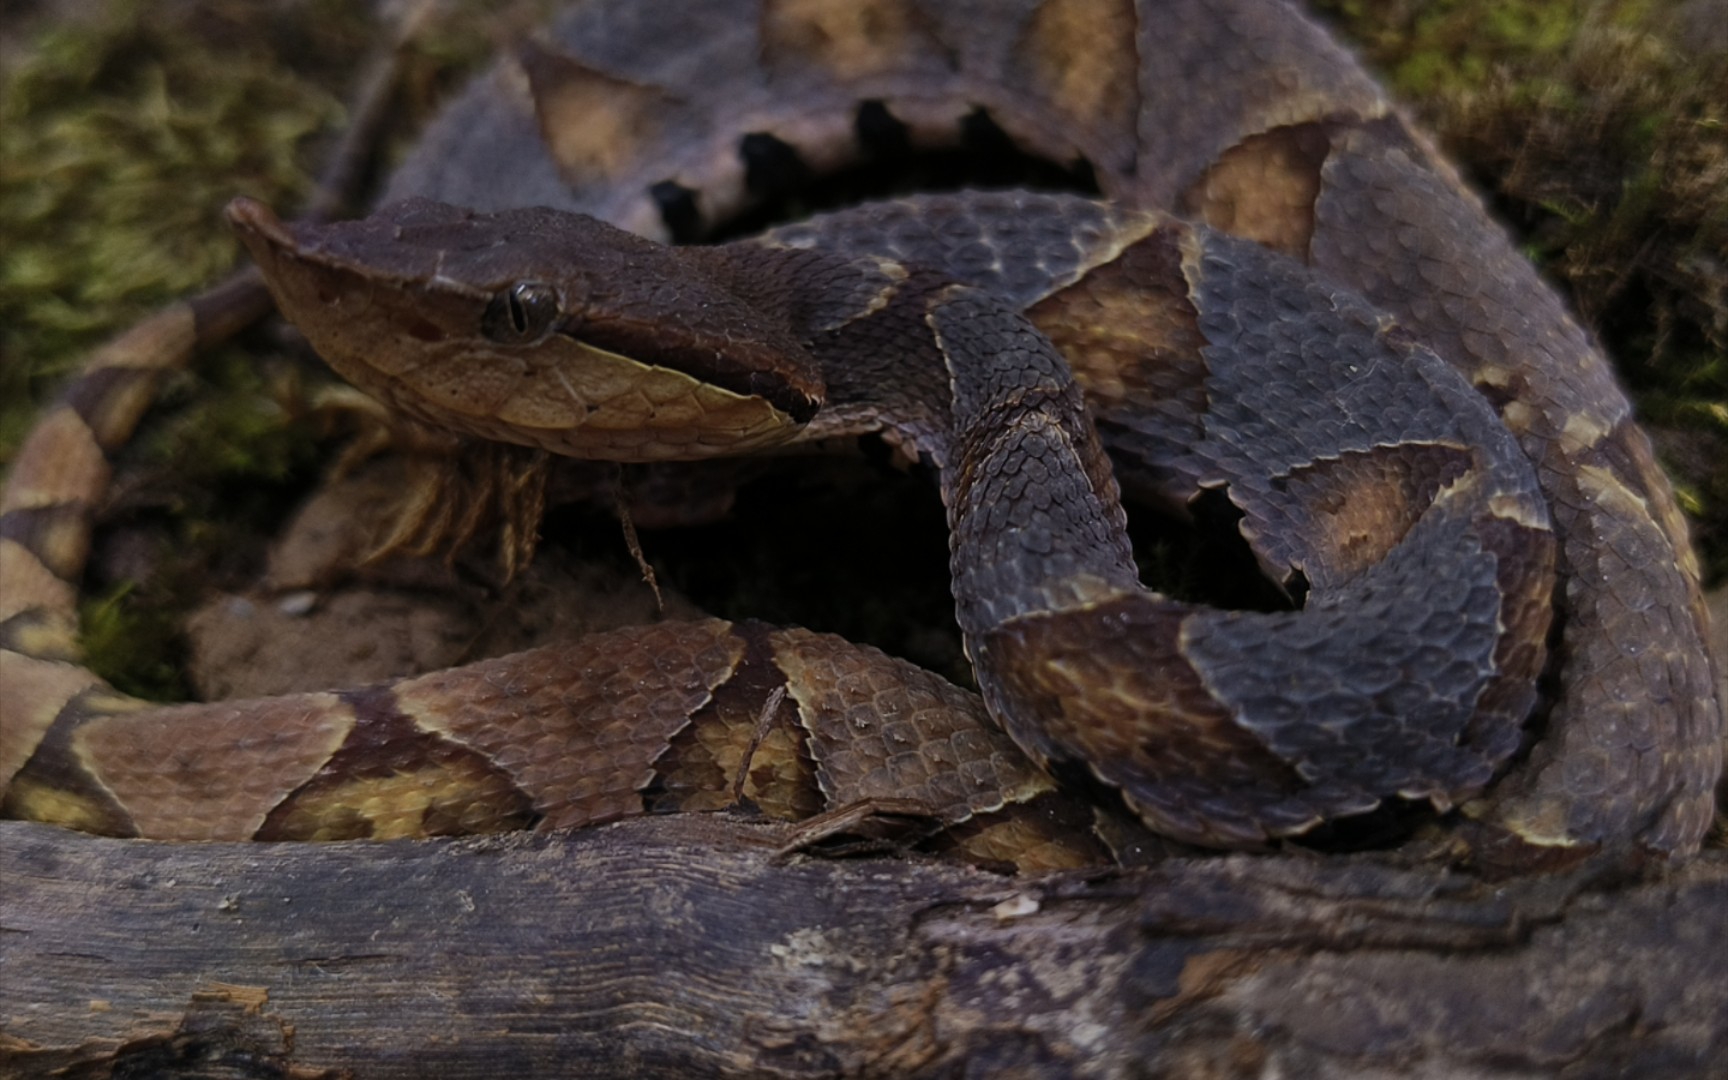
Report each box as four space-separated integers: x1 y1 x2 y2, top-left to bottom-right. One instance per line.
1 0 1719 869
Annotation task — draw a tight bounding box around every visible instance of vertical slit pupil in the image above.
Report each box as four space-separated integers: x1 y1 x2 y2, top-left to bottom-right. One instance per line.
482 282 556 343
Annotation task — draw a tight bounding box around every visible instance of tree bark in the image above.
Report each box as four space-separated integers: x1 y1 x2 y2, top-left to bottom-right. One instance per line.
3 818 1723 1079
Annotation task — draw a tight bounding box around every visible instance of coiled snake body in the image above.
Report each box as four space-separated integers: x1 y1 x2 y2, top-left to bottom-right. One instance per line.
2 0 1719 866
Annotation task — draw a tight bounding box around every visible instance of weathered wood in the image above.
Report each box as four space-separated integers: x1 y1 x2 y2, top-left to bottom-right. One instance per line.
4 818 1724 1078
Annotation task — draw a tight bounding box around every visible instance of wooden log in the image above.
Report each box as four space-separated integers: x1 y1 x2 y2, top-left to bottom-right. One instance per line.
3 818 1724 1078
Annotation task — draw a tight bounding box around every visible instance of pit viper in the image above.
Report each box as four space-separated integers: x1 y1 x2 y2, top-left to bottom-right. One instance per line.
2 0 1718 869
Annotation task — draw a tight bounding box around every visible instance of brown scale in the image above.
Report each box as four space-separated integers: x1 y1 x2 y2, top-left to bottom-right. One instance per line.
257 686 539 841
982 599 1311 847
1465 513 1561 753
393 621 746 830
932 792 1119 873
1014 0 1142 162
1 686 136 836
1182 123 1331 261
759 0 948 85
1028 225 1211 461
772 627 1055 823
645 623 823 821
69 693 357 841
1268 443 1474 586
521 43 684 186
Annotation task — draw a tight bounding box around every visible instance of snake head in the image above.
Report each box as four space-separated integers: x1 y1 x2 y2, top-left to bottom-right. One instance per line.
228 197 822 461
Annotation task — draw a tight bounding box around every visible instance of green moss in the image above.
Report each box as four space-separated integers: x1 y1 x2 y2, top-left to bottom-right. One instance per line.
77 583 179 701
0 3 347 453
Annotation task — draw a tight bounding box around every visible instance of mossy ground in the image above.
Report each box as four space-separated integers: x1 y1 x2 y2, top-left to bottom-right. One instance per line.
3 0 1723 696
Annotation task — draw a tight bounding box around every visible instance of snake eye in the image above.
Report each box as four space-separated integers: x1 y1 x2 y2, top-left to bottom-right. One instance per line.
480 281 559 344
